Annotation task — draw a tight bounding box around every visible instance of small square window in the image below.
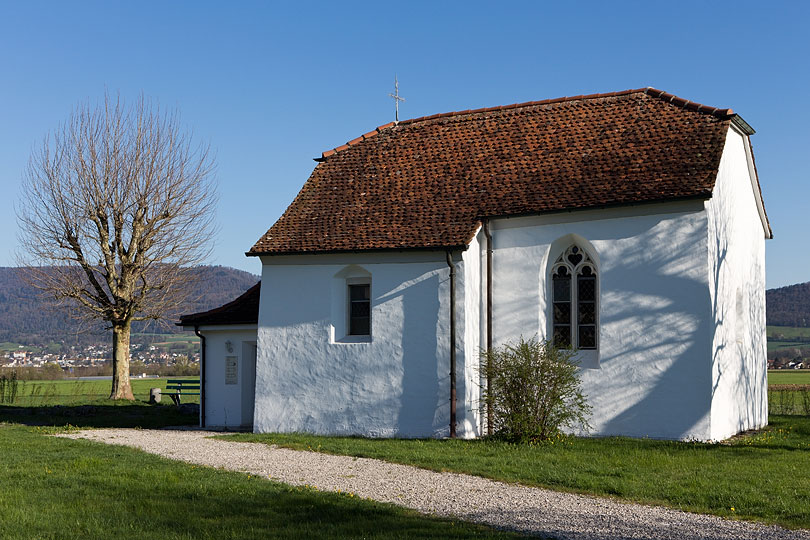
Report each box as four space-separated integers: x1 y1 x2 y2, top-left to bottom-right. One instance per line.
348 284 370 336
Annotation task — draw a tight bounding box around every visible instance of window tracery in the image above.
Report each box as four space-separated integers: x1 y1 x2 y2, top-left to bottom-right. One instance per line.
551 245 597 349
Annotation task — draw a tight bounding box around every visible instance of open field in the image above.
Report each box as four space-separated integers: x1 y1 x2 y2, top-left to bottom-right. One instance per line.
768 326 810 352
224 416 810 530
767 326 810 352
768 340 810 351
768 326 810 339
0 377 199 406
134 332 199 350
132 333 200 358
133 332 198 342
769 370 810 385
0 341 25 353
0 424 517 540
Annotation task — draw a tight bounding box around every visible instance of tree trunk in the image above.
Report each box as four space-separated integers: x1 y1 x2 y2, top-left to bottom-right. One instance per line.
110 321 135 400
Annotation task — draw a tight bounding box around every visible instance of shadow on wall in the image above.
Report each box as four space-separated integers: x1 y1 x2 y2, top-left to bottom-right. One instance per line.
318 270 443 438
709 185 767 435
396 273 442 437
735 268 767 427
596 215 714 439
598 193 765 440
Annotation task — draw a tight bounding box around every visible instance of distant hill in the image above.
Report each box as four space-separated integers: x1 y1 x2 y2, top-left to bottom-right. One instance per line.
767 281 810 327
0 266 259 345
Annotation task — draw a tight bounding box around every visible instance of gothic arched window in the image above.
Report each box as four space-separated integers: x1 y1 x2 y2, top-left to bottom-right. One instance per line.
551 245 597 349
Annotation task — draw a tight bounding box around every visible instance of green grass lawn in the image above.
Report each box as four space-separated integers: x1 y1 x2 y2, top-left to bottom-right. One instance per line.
2 375 809 534
769 370 810 385
0 377 201 428
3 376 199 406
223 416 810 530
0 382 521 539
0 424 521 540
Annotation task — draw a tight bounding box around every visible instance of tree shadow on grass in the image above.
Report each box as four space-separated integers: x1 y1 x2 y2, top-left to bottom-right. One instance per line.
0 401 198 429
1 427 523 540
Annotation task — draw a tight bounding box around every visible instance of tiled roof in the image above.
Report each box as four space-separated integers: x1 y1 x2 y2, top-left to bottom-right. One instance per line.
249 88 759 256
178 282 260 326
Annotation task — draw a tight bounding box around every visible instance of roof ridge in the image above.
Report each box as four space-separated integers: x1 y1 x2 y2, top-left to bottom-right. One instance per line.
642 87 734 117
398 88 648 127
316 88 734 160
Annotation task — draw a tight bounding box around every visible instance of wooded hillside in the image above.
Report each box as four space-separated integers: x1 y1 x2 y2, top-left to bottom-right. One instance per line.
0 266 258 345
767 282 810 327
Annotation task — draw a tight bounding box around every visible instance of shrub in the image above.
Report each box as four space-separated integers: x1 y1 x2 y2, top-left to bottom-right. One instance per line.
481 337 591 442
1 364 67 381
0 370 19 403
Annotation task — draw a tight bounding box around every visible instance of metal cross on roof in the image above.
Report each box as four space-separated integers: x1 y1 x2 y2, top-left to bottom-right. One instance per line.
388 76 405 124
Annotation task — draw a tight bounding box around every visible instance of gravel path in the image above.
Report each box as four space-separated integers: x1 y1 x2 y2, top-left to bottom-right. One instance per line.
58 428 809 540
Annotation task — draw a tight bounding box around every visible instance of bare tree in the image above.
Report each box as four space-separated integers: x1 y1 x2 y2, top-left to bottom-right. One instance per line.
17 94 217 400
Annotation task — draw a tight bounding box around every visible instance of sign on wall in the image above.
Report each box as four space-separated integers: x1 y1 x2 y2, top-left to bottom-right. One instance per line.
225 356 238 385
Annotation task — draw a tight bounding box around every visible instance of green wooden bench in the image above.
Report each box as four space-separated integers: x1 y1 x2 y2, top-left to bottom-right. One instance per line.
165 379 200 406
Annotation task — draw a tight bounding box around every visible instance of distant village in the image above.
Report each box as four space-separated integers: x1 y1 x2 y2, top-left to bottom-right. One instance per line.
0 337 200 377
768 355 810 370
767 329 810 370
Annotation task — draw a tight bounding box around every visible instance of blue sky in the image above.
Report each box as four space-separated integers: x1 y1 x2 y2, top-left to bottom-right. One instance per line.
0 1 807 288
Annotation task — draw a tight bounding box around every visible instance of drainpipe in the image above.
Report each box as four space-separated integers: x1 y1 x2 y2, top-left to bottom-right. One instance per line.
483 220 493 436
194 326 206 428
446 250 457 439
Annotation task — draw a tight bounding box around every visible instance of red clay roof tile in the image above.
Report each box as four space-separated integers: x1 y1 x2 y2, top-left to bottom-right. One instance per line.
250 88 759 256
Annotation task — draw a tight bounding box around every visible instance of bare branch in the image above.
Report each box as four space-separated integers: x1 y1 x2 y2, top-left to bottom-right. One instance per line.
16 92 218 399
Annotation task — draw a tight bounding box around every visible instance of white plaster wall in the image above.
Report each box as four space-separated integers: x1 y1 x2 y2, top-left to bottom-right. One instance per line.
199 328 258 429
707 127 769 440
489 202 714 440
461 230 482 438
255 252 474 438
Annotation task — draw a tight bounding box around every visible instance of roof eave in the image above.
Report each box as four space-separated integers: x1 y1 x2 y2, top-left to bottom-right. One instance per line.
177 319 258 327
731 115 755 136
247 196 715 257
177 282 261 326
478 194 713 223
247 244 470 258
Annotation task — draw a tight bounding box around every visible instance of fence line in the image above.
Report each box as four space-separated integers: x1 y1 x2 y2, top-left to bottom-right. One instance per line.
769 384 810 415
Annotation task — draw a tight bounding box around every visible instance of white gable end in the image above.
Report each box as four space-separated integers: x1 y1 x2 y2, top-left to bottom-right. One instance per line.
707 127 768 440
